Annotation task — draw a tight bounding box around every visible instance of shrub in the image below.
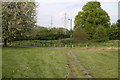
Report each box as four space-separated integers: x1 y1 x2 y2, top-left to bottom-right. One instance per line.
60 38 74 44
72 28 88 42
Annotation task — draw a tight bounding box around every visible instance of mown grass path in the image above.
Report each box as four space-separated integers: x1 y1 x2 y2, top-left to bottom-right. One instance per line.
68 50 92 78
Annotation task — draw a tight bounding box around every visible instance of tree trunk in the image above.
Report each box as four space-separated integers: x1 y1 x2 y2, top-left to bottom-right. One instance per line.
4 38 7 47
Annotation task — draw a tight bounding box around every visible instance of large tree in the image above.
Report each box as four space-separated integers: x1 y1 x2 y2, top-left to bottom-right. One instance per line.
93 25 108 42
74 1 110 39
74 1 110 28
2 2 36 46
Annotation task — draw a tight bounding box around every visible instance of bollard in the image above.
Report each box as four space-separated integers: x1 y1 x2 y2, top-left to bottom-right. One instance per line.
72 44 74 48
71 44 72 48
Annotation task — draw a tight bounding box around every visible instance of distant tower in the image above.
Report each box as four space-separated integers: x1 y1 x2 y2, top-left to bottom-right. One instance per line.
64 13 67 28
63 13 67 34
50 16 53 28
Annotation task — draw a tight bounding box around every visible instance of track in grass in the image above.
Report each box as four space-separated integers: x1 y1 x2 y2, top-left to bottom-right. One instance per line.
69 50 92 78
65 49 92 78
65 51 77 78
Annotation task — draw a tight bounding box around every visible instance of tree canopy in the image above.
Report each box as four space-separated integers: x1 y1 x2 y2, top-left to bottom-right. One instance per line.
74 1 110 40
74 1 110 29
93 25 108 42
2 2 36 46
108 23 118 40
31 26 70 40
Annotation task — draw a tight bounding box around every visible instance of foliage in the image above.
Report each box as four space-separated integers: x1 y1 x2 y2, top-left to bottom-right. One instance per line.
9 39 118 47
72 28 88 42
31 26 70 40
117 19 120 40
93 25 109 42
60 38 74 44
74 1 110 40
117 19 120 27
74 1 110 29
108 23 118 40
2 2 36 46
49 27 70 39
33 26 49 40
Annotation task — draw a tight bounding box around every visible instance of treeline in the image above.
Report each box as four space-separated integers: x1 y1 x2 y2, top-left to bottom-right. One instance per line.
2 1 119 46
2 2 71 46
14 26 71 41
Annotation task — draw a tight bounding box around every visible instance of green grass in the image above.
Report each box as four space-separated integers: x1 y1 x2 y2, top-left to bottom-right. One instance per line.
2 47 118 78
3 47 67 78
72 49 118 78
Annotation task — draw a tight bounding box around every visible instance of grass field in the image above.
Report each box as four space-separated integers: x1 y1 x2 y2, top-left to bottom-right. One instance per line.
72 49 118 78
2 47 118 78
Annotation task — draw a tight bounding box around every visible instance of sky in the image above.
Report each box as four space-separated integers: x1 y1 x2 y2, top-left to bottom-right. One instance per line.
36 0 119 29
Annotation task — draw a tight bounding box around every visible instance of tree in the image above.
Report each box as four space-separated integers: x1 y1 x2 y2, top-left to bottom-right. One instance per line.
117 19 120 28
74 1 110 39
2 2 36 46
72 28 88 42
48 27 70 40
93 25 108 42
34 26 49 40
32 26 71 40
117 19 120 40
108 23 118 40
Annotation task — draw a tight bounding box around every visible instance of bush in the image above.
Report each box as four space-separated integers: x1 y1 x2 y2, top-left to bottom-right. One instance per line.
60 38 75 44
72 28 88 42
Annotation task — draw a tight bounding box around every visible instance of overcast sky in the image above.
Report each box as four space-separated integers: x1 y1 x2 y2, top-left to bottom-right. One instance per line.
36 0 119 29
